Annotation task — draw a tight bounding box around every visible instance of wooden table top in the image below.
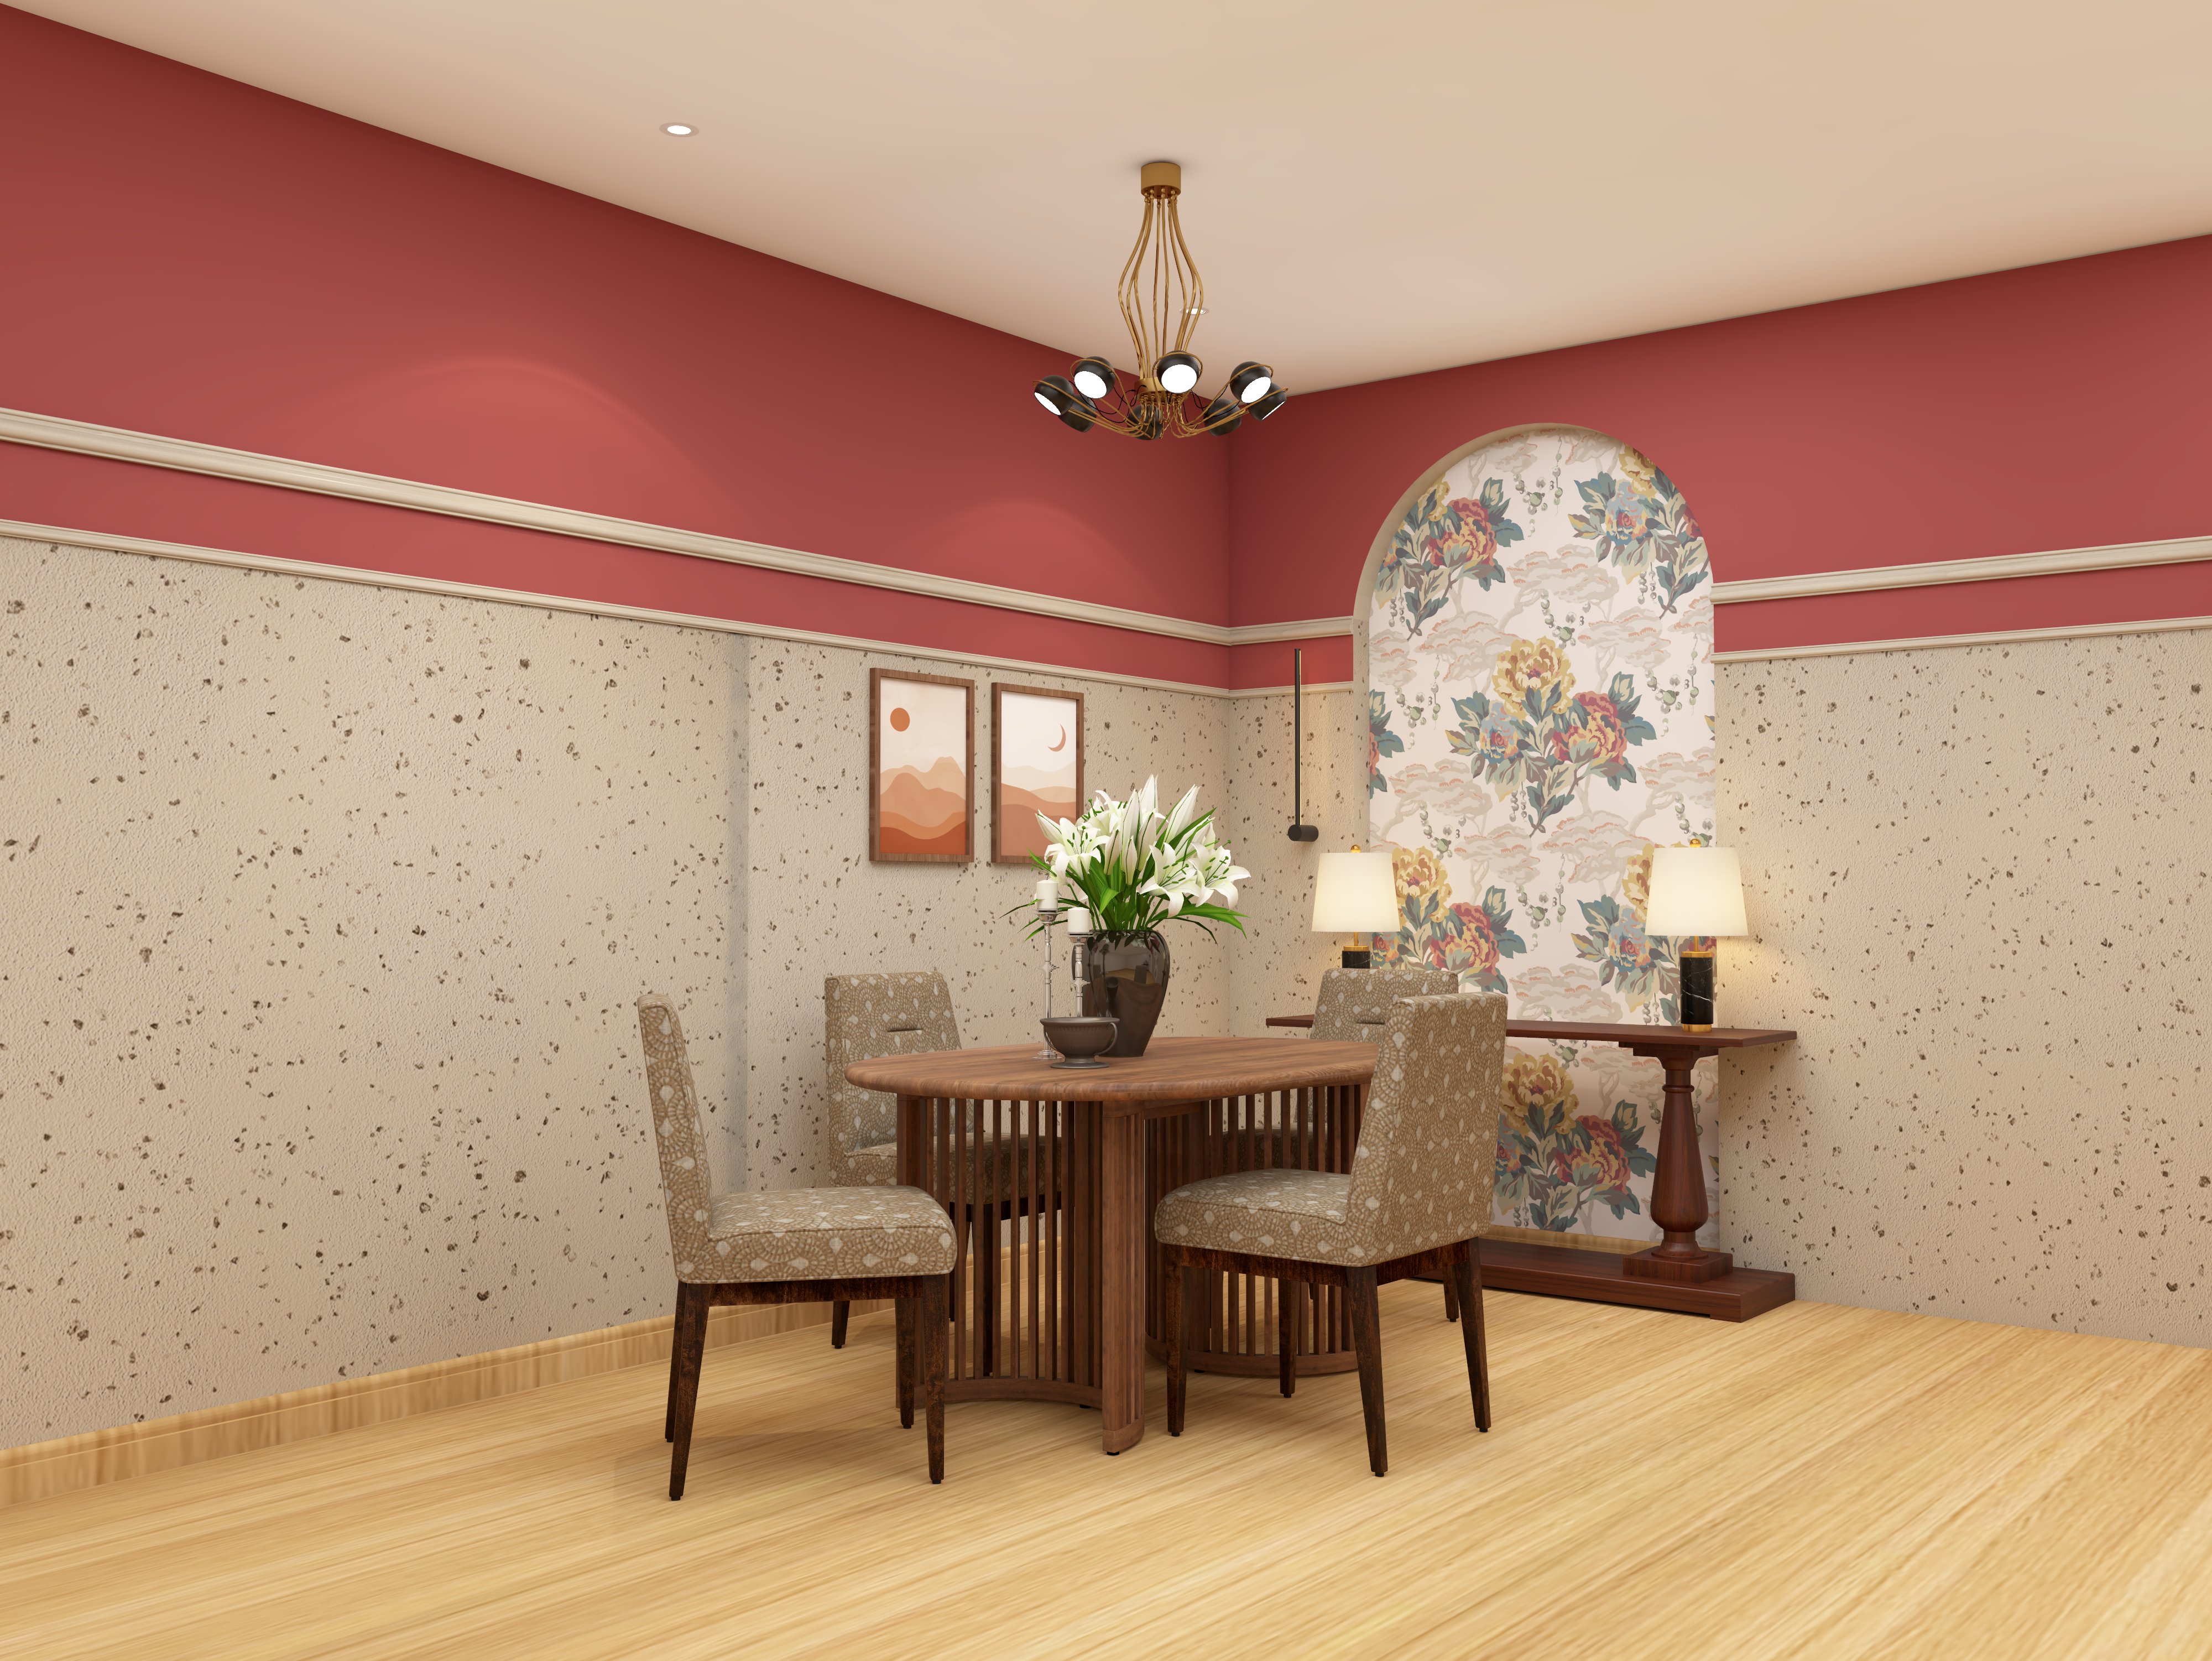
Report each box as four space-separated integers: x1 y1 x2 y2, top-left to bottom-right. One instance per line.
1265 1014 1794 1049
843 1034 1379 1103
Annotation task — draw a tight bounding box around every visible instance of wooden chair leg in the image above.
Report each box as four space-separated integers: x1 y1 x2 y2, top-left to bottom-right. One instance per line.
1449 1247 1491 1431
895 1293 917 1429
1347 1267 1387 1477
922 1274 947 1483
1166 1258 1195 1436
663 1292 689 1443
831 1298 851 1348
1278 1278 1299 1398
1441 1274 1460 1323
666 1283 711 1500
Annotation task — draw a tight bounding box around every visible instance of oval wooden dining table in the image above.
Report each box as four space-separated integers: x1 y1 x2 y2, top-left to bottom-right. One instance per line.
844 1035 1378 1454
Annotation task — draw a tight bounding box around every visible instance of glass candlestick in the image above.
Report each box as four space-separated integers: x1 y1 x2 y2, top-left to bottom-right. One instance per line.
1034 908 1063 1059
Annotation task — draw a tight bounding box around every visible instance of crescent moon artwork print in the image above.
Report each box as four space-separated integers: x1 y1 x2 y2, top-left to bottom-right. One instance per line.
992 685 1084 864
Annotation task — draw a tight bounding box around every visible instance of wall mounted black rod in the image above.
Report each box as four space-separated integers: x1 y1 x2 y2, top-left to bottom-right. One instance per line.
1288 647 1318 841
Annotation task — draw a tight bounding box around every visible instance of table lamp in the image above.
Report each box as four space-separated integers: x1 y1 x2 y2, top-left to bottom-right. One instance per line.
1312 847 1398 969
1645 846 1747 1032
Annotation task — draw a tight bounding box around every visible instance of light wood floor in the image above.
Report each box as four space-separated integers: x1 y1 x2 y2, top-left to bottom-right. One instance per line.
7 1286 2212 1661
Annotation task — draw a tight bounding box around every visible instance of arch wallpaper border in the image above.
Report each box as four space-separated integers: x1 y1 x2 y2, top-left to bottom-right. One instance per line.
1356 425 1720 1245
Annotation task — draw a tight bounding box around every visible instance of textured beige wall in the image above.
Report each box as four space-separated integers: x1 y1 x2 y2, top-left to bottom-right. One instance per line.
29 528 2204 1447
1 538 749 1443
739 638 1235 1188
1222 687 1365 1035
1 540 1244 1442
1717 632 2212 1345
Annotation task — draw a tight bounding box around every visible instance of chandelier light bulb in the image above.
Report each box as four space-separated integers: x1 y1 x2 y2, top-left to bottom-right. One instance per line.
1070 358 1116 401
1154 352 1202 395
1249 386 1289 421
1228 361 1274 404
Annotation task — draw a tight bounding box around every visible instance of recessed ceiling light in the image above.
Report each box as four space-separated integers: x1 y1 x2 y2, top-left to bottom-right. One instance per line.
661 123 696 137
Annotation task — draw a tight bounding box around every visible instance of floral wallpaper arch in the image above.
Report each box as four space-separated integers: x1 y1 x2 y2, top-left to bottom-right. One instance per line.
1361 425 1718 1243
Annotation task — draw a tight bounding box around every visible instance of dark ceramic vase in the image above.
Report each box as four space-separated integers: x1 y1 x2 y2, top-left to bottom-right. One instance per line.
1079 930 1171 1056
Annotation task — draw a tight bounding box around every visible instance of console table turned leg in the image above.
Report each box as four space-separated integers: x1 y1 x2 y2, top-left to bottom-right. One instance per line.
1623 1048 1733 1284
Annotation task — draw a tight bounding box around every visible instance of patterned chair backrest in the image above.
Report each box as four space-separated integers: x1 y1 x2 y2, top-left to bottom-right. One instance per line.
1340 993 1509 1264
825 972 963 1165
1309 965 1460 1043
636 992 716 1280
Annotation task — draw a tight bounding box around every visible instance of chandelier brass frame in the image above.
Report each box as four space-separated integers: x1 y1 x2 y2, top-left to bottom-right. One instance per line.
1034 162 1286 440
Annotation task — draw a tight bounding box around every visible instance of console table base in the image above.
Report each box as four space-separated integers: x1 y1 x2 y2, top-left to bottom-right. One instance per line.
1478 1240 1792 1322
1622 1246 1735 1283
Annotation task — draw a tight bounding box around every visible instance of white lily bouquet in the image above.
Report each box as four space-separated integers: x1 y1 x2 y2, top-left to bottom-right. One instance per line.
1027 776 1250 938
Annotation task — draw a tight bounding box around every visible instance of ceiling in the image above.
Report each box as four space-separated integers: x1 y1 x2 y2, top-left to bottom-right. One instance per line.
23 0 2212 392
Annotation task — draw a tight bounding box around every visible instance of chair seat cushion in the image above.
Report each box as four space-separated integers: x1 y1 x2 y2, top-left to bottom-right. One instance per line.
686 1184 955 1282
1154 1168 1371 1266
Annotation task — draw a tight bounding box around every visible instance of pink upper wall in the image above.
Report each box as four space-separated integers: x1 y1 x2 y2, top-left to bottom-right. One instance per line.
1226 235 2212 653
10 3 2211 676
0 5 1230 664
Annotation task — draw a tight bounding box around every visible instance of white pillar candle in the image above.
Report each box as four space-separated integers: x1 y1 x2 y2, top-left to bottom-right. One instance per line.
1064 905 1091 935
1034 878 1058 909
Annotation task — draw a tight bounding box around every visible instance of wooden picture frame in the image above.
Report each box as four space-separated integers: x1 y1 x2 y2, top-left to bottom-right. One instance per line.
991 683 1085 866
868 668 975 863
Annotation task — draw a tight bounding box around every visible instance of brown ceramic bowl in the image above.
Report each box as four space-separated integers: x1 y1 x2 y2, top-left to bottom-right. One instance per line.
1041 1016 1118 1069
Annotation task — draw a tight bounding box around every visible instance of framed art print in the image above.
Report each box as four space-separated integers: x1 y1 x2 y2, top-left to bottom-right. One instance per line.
869 668 974 862
991 683 1084 865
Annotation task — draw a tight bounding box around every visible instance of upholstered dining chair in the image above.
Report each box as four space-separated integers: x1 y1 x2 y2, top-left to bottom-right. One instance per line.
639 992 952 1495
823 972 962 1347
1308 964 1460 1043
1308 965 1471 1321
824 971 1047 1371
1158 992 1508 1476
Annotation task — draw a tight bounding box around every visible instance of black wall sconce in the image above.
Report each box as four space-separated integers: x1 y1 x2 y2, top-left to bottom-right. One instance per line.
1288 648 1318 842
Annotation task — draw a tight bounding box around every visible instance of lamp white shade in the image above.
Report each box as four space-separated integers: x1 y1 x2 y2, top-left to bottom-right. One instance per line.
1645 846 1747 937
1312 850 1399 933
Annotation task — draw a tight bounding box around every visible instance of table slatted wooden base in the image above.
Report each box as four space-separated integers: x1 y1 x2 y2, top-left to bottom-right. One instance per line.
848 1038 1379 1452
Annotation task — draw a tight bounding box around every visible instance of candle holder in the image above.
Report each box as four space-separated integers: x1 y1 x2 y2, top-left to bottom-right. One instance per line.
1034 907 1063 1059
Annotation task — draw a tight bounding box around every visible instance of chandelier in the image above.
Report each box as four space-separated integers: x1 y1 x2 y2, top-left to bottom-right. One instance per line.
1033 162 1287 439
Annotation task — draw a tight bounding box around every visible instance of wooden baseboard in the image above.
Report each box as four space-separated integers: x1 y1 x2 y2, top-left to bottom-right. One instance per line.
1 1296 886 1507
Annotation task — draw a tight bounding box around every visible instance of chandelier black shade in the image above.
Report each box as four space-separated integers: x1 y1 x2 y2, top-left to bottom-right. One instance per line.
1032 374 1098 431
1033 162 1287 440
1228 361 1274 403
1070 357 1117 400
1154 351 1201 394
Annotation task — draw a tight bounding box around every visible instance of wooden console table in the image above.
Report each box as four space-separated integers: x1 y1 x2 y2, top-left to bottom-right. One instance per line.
1265 1014 1796 1321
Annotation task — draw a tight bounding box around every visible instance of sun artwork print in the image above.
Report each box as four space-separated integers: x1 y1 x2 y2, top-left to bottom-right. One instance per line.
872 671 972 860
